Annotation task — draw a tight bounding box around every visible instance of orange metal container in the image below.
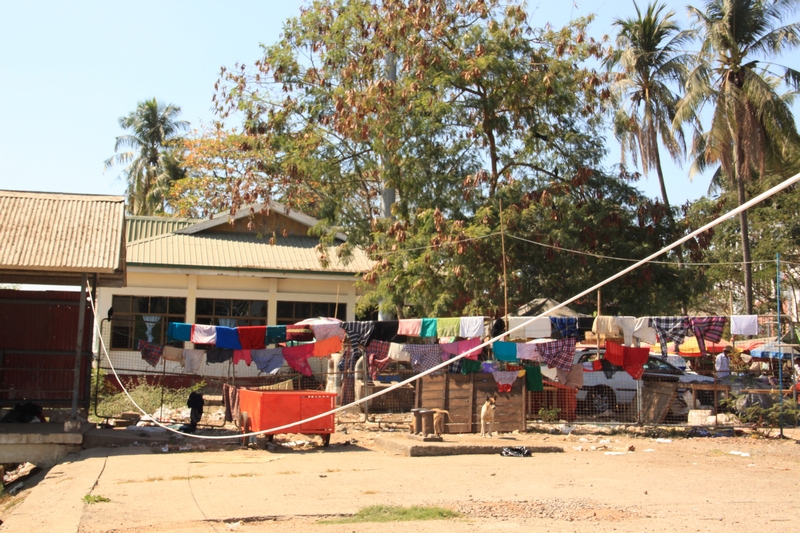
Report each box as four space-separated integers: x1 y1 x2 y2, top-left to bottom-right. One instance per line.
238 390 337 445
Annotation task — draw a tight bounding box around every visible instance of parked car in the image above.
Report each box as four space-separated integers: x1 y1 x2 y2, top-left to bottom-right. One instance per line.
541 349 715 414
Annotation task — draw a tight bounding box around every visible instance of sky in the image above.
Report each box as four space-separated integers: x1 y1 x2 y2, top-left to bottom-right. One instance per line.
1 1 796 206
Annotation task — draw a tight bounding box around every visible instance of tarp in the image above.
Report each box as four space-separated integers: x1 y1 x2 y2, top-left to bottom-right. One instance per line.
676 336 730 356
749 342 797 359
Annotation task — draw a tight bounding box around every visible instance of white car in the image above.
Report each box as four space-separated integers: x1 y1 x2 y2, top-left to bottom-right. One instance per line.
542 349 715 414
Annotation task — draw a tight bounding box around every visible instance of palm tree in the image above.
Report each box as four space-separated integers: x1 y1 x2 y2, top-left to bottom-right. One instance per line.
676 0 800 313
105 98 190 215
606 1 694 263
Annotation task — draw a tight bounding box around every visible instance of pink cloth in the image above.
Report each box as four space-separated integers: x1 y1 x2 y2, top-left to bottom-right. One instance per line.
233 350 252 366
191 324 217 344
440 337 482 360
310 323 346 341
283 344 314 376
516 343 541 361
397 319 422 336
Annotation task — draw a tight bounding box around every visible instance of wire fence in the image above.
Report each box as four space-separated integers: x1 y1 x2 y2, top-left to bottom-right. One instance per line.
93 320 799 433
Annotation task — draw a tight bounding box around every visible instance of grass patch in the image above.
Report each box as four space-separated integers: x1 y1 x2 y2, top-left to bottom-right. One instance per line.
277 470 298 475
319 505 460 524
92 372 205 421
229 473 262 478
83 494 111 504
169 475 207 481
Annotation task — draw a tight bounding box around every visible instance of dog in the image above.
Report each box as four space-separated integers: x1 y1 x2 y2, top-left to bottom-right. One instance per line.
432 409 451 436
480 394 497 437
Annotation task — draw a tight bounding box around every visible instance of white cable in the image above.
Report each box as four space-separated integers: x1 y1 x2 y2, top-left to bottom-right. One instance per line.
90 171 800 439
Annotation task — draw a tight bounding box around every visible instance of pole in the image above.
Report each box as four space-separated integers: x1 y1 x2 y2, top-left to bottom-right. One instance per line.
378 51 397 322
500 199 509 331
777 253 784 437
71 274 88 421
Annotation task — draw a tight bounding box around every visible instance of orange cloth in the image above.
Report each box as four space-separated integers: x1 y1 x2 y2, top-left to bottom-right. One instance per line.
312 336 342 357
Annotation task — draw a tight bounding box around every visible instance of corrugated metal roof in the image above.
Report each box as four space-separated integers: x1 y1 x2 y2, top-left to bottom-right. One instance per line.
126 216 198 242
127 232 372 273
0 190 126 274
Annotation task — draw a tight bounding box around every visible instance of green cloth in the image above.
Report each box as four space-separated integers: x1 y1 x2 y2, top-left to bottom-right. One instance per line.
436 317 460 338
525 364 544 392
461 359 483 374
420 318 438 337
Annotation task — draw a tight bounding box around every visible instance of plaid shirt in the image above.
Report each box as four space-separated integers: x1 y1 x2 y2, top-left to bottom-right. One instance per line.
365 340 391 380
550 317 579 338
138 340 162 367
404 344 443 374
536 337 577 371
649 317 690 357
689 317 728 356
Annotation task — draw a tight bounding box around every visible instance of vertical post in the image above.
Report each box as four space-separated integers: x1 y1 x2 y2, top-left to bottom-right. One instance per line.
71 274 88 421
379 51 397 322
777 252 784 437
500 199 509 331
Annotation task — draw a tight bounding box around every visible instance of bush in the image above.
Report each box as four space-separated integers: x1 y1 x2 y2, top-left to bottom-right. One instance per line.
94 375 205 419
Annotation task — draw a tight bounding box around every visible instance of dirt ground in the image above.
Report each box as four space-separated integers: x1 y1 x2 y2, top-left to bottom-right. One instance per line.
2 423 799 533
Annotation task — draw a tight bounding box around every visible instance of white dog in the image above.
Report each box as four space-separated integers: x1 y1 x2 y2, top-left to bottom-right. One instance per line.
480 395 497 437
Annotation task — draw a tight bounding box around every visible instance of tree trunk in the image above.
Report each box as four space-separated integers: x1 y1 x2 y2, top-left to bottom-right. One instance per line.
735 159 753 315
653 142 683 268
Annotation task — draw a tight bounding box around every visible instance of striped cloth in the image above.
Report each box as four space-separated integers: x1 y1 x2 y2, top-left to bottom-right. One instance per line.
341 321 376 348
649 317 690 357
689 317 727 356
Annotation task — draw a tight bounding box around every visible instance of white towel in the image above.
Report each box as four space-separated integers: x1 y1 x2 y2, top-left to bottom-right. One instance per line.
508 317 551 339
633 317 657 345
592 316 619 337
731 315 758 336
183 349 206 374
459 316 485 338
615 316 636 346
191 324 217 344
388 342 409 362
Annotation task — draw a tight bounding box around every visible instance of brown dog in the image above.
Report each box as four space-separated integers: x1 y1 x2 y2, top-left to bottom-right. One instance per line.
432 409 451 435
480 395 497 437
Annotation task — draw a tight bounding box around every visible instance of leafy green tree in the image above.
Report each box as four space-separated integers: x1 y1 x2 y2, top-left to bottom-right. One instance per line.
605 1 694 264
675 0 800 313
105 98 190 215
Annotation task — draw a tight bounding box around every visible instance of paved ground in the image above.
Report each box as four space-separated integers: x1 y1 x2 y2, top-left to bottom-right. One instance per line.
1 426 799 533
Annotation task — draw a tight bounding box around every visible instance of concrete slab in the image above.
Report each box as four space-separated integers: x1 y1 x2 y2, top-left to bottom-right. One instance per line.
374 435 564 457
0 423 83 467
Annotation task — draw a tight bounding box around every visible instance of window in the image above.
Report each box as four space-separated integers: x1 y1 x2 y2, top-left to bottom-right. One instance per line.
276 301 346 325
110 296 186 349
195 298 267 327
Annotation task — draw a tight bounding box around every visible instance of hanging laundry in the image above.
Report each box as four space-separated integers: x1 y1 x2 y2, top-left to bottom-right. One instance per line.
492 370 520 393
493 341 518 362
266 325 287 345
516 343 541 361
162 345 185 365
310 322 345 342
191 324 217 345
556 363 584 388
731 315 758 336
633 317 658 345
604 340 626 366
286 324 314 342
614 316 636 346
251 349 284 374
215 326 242 349
371 321 400 342
577 317 594 334
462 358 483 374
283 344 314 376
183 349 206 374
536 337 577 372
689 316 728 356
524 364 543 392
440 337 482 361
442 352 463 374
459 316 485 338
436 317 460 338
237 326 267 350
167 322 191 342
387 342 409 362
313 336 342 357
405 344 442 373
550 317 579 338
206 348 232 364
397 318 422 336
508 316 551 339
482 361 500 373
341 321 376 348
232 350 252 366
605 341 649 379
419 318 438 338
138 340 162 367
592 316 620 338
592 359 603 371
364 340 391 380
649 317 690 357
222 383 239 423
